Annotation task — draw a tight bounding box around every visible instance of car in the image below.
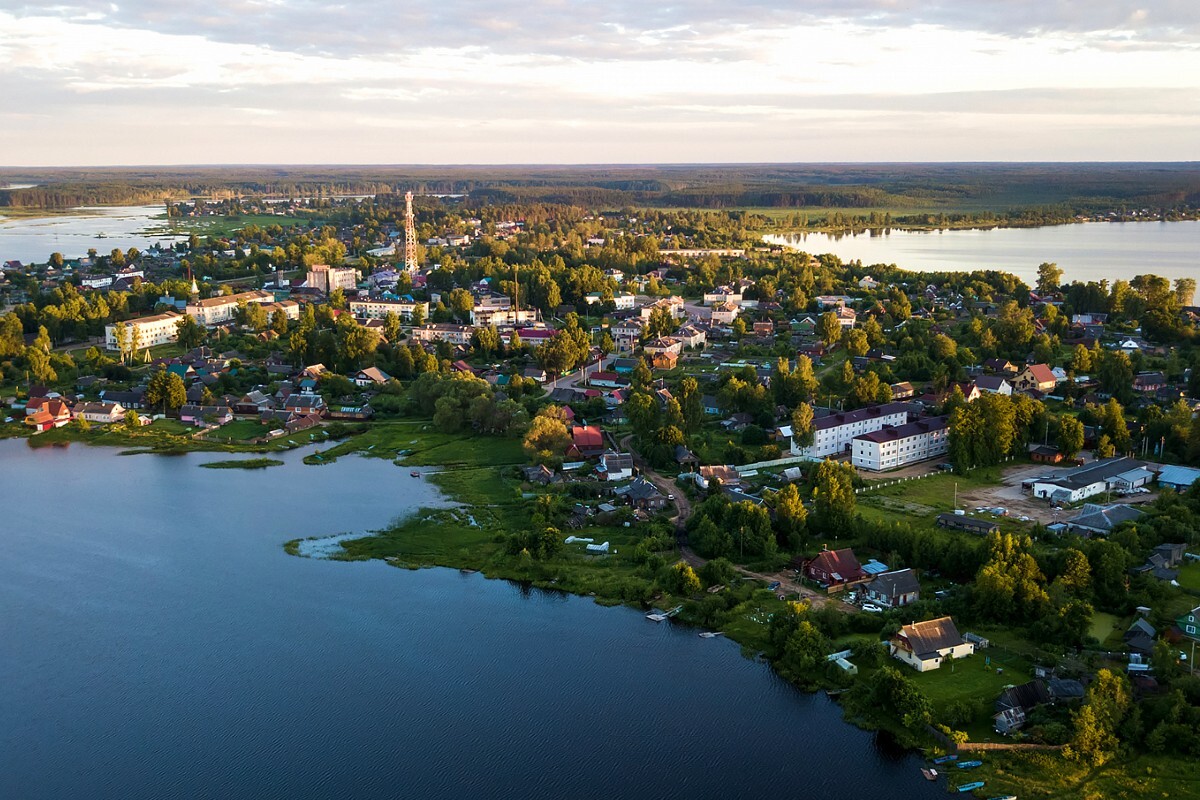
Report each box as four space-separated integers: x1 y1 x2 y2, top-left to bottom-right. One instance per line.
767 581 781 591
667 494 675 500
861 603 884 613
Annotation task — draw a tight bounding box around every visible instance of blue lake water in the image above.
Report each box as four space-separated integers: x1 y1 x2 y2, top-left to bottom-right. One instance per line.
765 219 1200 285
0 205 183 264
0 441 944 800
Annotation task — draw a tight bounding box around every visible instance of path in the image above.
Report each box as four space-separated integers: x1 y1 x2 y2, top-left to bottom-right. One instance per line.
618 433 854 612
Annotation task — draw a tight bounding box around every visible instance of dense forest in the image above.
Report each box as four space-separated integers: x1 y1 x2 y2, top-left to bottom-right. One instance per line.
2 164 1199 219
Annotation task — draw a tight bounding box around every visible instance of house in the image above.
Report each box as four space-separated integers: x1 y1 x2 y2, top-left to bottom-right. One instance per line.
835 307 857 328
179 405 234 427
282 393 327 414
1063 503 1143 536
803 547 868 591
710 300 740 325
24 398 72 429
1133 372 1167 393
975 375 1013 395
890 382 915 400
889 616 975 672
234 390 274 415
1136 542 1186 582
327 404 374 421
596 451 634 482
75 401 126 424
1123 618 1157 655
1013 363 1057 393
936 513 999 536
521 464 559 485
983 358 1018 376
353 367 392 386
567 425 605 459
616 477 668 511
651 351 678 370
695 465 742 490
1029 445 1066 464
994 680 1051 734
675 445 699 469
1177 605 1200 640
864 569 920 608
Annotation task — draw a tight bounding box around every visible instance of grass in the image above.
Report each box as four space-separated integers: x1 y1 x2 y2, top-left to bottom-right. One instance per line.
199 458 284 470
204 419 274 442
1088 612 1120 643
974 751 1200 800
1176 561 1200 592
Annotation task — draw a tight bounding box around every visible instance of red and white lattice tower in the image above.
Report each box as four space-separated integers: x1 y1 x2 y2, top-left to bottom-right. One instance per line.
404 191 417 273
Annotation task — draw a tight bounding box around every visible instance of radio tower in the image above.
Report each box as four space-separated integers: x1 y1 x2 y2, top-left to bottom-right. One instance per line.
404 191 417 274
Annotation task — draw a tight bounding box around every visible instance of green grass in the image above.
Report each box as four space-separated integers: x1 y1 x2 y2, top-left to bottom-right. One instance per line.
974 751 1199 800
1177 561 1200 592
204 419 274 442
1089 612 1120 643
199 458 284 470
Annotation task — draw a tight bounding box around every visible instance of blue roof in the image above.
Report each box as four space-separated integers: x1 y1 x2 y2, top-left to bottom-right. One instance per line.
1158 465 1200 487
862 559 890 575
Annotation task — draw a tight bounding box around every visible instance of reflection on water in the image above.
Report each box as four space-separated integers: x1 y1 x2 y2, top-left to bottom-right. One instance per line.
0 441 944 800
0 204 185 263
765 219 1200 284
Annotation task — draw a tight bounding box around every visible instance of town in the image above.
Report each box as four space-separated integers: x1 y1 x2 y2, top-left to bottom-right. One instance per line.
2 192 1199 798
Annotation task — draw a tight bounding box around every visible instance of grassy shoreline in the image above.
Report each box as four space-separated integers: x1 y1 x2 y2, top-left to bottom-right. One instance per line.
199 458 285 470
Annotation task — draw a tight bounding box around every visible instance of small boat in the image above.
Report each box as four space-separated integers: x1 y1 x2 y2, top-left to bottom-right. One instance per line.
957 782 985 793
921 768 938 781
933 755 959 764
957 760 983 769
410 471 420 478
699 631 725 639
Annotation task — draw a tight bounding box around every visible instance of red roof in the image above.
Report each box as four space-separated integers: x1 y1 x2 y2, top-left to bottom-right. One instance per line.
571 425 603 450
1024 363 1056 384
805 548 865 584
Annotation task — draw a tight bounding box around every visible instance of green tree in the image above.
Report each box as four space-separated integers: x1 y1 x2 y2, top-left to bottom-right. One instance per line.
818 311 841 347
791 403 815 449
1057 415 1085 459
522 406 571 464
1036 262 1063 294
124 409 141 430
773 483 808 545
679 376 704 434
145 370 186 414
383 311 402 344
176 315 206 349
811 459 856 534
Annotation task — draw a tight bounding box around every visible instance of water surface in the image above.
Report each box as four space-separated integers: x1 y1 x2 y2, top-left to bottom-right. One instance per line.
0 205 184 264
0 441 941 800
766 220 1200 284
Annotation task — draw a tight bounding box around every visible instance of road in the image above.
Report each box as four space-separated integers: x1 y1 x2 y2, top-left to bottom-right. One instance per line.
618 433 855 612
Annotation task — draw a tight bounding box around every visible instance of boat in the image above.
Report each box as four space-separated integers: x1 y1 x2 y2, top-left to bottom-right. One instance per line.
698 631 725 639
932 755 959 764
921 768 938 781
957 782 985 793
410 471 420 478
956 760 983 769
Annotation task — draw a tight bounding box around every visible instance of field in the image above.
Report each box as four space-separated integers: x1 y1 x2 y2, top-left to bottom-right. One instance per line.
976 751 1199 800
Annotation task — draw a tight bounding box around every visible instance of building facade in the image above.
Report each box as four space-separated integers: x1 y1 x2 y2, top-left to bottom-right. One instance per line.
348 298 429 322
851 416 949 471
792 402 914 459
105 312 181 351
186 290 275 327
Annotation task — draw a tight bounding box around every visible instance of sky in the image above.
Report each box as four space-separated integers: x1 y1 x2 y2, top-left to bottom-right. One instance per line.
1 1 1198 165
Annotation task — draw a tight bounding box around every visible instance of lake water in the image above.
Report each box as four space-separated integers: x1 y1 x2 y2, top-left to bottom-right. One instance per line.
0 441 942 800
0 205 184 264
765 220 1200 285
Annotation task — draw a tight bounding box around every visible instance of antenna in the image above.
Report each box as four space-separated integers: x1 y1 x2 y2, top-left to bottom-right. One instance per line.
404 191 417 274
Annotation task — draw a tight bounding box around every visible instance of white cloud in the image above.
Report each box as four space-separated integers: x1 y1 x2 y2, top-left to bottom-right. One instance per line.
0 3 1198 164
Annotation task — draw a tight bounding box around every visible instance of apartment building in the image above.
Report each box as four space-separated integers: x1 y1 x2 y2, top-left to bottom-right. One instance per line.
791 402 915 459
348 298 429 322
852 416 949 471
186 290 275 327
105 312 181 351
306 264 359 293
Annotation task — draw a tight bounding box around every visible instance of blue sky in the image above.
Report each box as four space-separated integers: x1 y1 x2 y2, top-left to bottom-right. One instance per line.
1 1 1198 165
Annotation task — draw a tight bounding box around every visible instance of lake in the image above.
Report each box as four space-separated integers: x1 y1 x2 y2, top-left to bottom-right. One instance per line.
765 220 1200 285
0 205 184 264
0 442 943 800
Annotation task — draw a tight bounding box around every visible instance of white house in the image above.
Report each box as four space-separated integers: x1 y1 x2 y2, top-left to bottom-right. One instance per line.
1029 457 1150 504
889 616 974 672
75 401 126 424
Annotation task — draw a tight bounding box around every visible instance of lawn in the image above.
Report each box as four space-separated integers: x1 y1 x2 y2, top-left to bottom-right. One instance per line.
908 647 1032 711
976 751 1200 800
1089 611 1120 643
206 419 274 441
1177 561 1200 592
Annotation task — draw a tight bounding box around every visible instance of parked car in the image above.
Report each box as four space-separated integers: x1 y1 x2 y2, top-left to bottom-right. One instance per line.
861 603 884 613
